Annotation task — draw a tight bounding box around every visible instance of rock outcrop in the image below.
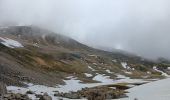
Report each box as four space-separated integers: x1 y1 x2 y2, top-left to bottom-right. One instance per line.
39 93 52 100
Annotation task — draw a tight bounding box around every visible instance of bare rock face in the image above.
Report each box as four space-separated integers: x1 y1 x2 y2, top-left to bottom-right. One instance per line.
0 82 7 96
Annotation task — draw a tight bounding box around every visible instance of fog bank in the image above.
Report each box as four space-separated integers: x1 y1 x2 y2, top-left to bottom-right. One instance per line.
0 0 170 59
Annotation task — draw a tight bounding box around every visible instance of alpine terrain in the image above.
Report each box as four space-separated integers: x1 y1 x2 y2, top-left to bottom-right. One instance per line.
0 26 170 100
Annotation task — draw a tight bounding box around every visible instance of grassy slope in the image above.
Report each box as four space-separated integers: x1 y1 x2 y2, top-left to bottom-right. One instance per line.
0 26 170 86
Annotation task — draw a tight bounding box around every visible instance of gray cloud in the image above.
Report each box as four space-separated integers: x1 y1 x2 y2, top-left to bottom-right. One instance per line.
0 0 170 59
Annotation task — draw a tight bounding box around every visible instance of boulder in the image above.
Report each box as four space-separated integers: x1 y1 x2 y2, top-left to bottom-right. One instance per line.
64 93 81 99
26 90 34 94
39 93 52 100
35 94 42 98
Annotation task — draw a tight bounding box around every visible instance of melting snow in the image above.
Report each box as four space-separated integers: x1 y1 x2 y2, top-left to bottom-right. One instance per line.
7 85 84 100
125 71 132 74
93 74 114 83
132 68 135 70
0 37 23 48
7 75 149 100
147 71 151 74
168 67 170 70
119 78 170 100
121 62 127 69
112 59 117 63
106 69 113 74
84 73 93 77
121 62 134 70
88 66 96 71
88 54 96 56
153 66 168 77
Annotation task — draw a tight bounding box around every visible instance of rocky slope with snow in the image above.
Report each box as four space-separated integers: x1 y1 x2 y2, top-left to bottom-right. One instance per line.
0 26 170 99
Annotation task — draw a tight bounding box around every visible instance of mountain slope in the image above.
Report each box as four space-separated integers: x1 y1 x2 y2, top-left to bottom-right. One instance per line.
0 26 170 87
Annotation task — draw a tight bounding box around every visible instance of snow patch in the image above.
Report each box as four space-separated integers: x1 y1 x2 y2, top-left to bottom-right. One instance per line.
7 85 82 100
167 67 170 70
93 74 114 83
153 66 168 77
121 62 135 71
88 66 96 71
106 69 113 74
7 75 149 100
121 62 127 69
121 62 131 69
147 71 151 74
88 54 98 57
84 73 93 77
0 37 23 48
132 68 135 70
125 71 132 74
116 74 149 84
112 59 117 63
119 77 170 100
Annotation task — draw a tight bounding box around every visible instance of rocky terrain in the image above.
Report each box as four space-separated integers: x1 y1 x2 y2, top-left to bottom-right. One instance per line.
0 26 170 100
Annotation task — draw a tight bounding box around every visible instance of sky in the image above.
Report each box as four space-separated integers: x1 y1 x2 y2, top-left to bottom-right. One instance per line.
0 0 170 59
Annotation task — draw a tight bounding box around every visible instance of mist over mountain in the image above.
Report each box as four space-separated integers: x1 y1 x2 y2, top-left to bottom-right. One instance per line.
0 0 170 59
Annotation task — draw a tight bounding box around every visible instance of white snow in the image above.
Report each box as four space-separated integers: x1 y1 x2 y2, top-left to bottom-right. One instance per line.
121 62 133 70
93 74 114 83
7 75 150 100
147 71 151 74
8 79 87 100
153 66 168 77
121 62 127 69
118 78 170 100
106 69 113 74
88 66 96 71
88 54 98 58
0 37 23 48
124 71 132 74
84 73 93 77
116 74 149 84
112 59 117 63
7 85 84 100
7 76 115 99
88 54 98 57
167 67 170 70
92 74 148 84
55 76 114 93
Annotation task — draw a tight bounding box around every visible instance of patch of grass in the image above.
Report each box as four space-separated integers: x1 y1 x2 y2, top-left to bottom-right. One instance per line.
105 83 130 90
147 74 165 79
